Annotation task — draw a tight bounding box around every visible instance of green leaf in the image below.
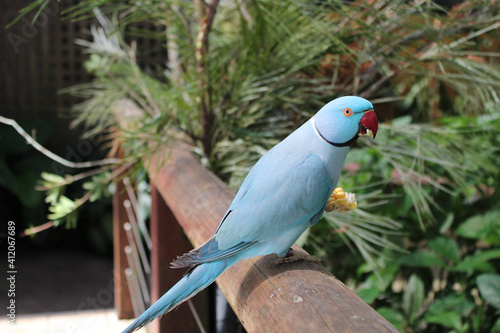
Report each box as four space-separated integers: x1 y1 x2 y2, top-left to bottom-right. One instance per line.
356 264 400 304
357 285 380 305
477 274 500 310
426 293 474 318
424 294 473 332
453 250 500 274
439 212 454 234
402 274 425 324
6 0 48 28
45 187 64 204
82 173 111 202
40 172 66 184
425 311 463 331
428 237 460 263
457 211 500 245
400 251 446 268
83 54 109 75
47 196 77 220
377 307 405 332
492 317 500 333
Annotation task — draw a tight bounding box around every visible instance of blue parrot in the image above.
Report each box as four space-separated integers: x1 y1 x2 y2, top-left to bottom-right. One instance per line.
123 96 378 332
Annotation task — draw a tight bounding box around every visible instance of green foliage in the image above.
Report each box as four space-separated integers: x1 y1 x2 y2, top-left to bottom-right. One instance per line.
477 274 500 311
403 274 425 325
83 173 111 202
38 170 113 228
357 262 400 304
47 195 78 228
423 294 474 332
351 217 500 331
6 0 51 28
457 210 500 245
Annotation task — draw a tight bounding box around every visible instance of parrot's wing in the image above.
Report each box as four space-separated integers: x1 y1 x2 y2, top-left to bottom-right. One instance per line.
170 234 257 268
172 152 333 268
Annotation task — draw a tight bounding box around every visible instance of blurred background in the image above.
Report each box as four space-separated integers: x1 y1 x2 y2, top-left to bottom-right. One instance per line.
0 1 118 331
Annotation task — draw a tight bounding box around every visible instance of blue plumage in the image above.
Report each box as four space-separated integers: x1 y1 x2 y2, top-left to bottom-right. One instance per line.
122 96 378 333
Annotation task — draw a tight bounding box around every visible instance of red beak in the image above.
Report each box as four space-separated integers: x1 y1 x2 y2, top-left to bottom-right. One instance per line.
359 109 378 139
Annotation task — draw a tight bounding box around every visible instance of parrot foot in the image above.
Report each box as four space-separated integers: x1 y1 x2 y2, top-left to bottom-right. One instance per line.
325 187 357 213
275 248 322 265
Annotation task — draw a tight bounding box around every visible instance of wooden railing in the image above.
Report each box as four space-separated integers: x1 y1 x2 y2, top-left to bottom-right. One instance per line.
112 103 399 332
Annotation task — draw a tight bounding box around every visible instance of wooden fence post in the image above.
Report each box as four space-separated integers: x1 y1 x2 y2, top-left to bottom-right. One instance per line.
113 147 134 319
150 184 211 333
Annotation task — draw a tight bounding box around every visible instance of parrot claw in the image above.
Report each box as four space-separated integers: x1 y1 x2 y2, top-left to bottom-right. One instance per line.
275 248 322 265
325 187 357 213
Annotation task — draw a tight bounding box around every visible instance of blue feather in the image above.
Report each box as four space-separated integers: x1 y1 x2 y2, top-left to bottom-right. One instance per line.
122 261 228 333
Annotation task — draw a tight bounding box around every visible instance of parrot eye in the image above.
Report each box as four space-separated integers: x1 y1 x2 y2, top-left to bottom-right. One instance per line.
343 108 353 117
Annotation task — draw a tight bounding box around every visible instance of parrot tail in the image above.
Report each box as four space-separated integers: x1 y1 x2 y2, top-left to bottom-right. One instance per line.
122 260 228 333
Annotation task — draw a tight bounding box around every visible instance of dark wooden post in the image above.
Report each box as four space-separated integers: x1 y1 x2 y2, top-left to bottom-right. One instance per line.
150 184 210 333
113 146 134 319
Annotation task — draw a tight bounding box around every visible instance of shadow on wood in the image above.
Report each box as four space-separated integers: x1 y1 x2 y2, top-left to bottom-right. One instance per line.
150 184 210 333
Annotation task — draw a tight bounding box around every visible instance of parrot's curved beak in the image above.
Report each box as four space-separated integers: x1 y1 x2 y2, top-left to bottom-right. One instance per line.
359 109 378 139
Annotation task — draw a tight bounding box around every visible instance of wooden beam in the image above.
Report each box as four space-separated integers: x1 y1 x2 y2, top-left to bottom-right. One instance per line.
146 145 399 333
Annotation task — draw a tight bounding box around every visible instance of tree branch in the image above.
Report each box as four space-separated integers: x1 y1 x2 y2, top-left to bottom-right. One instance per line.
0 115 121 168
20 221 55 237
195 0 220 157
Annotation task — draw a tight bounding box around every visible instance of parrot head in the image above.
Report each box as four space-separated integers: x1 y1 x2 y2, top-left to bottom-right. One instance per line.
313 96 378 147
